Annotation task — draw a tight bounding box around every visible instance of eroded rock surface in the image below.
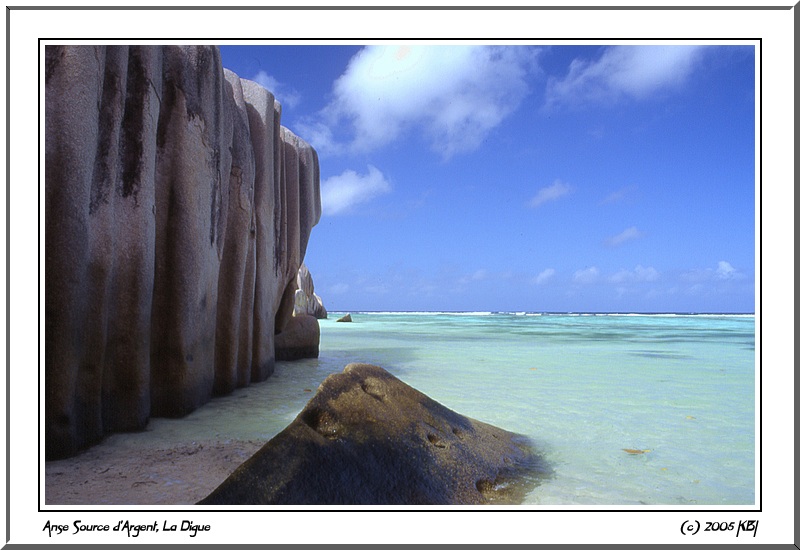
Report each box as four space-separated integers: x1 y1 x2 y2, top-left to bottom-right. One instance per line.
274 314 320 361
293 263 327 319
45 45 321 459
199 364 545 505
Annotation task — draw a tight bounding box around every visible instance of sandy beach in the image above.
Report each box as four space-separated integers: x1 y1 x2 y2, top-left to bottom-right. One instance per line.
45 436 263 506
44 357 344 506
43 391 282 506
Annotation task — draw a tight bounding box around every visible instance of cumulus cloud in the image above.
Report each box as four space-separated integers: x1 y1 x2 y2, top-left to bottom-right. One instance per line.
545 45 706 109
321 165 391 216
605 226 642 247
609 265 660 283
573 266 600 284
529 180 573 208
681 260 745 282
299 45 539 159
251 70 301 109
534 268 556 285
716 260 737 279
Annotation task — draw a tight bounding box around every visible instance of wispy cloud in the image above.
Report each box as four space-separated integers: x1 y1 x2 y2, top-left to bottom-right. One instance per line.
251 70 301 109
545 46 706 109
681 260 745 282
529 180 573 208
600 184 637 205
321 165 391 216
298 45 539 159
534 268 555 285
573 266 600 284
328 282 350 295
456 268 517 287
609 265 659 283
605 226 642 247
469 269 490 282
455 269 489 287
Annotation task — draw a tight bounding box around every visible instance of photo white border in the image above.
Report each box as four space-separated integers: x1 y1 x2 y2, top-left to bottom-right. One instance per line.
6 0 794 545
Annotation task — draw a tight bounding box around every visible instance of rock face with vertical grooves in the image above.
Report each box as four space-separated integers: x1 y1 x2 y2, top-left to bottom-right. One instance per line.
199 364 544 505
45 45 321 460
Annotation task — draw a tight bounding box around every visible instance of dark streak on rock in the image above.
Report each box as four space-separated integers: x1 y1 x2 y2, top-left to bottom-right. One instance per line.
119 47 148 205
45 45 65 85
89 50 122 214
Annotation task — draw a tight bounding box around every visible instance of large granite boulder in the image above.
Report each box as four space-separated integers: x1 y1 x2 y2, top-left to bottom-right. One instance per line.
45 45 321 459
199 364 544 505
293 263 327 319
274 314 320 361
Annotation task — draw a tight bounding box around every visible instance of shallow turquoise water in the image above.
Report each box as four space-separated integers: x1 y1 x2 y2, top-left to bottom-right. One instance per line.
314 312 757 506
124 311 756 506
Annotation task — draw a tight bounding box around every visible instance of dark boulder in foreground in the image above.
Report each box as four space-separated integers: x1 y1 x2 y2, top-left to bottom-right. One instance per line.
199 363 546 505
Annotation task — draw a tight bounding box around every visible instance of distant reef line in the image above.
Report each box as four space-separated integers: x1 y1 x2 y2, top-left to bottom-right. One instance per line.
45 45 323 459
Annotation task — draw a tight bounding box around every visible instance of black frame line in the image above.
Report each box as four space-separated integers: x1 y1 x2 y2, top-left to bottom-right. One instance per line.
33 36 764 514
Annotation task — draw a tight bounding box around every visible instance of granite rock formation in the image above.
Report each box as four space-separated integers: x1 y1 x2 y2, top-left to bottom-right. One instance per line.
336 313 353 323
45 45 321 459
274 314 321 361
293 263 327 319
199 364 544 505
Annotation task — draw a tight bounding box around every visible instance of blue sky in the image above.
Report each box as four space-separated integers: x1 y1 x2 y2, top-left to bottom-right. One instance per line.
219 44 755 314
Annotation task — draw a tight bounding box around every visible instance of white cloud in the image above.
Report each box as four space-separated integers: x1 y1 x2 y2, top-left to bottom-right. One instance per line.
469 269 489 282
456 269 491 287
297 120 342 156
534 268 555 284
600 184 637 205
605 226 642 247
321 165 391 216
609 265 660 283
300 45 539 159
573 266 600 284
716 260 737 279
529 180 573 208
545 46 706 109
251 70 301 109
681 260 745 282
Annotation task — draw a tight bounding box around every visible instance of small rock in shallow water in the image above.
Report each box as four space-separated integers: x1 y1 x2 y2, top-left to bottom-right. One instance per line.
622 448 652 455
336 313 352 323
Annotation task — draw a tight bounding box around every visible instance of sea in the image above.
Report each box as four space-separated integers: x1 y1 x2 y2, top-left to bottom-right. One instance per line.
121 311 758 507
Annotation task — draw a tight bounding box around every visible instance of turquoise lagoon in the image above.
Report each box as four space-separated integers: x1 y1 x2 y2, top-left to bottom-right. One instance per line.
140 312 757 506
316 312 757 506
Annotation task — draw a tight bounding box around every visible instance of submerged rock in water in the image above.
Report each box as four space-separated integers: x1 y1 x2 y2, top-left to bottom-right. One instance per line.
336 313 352 323
199 363 544 505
